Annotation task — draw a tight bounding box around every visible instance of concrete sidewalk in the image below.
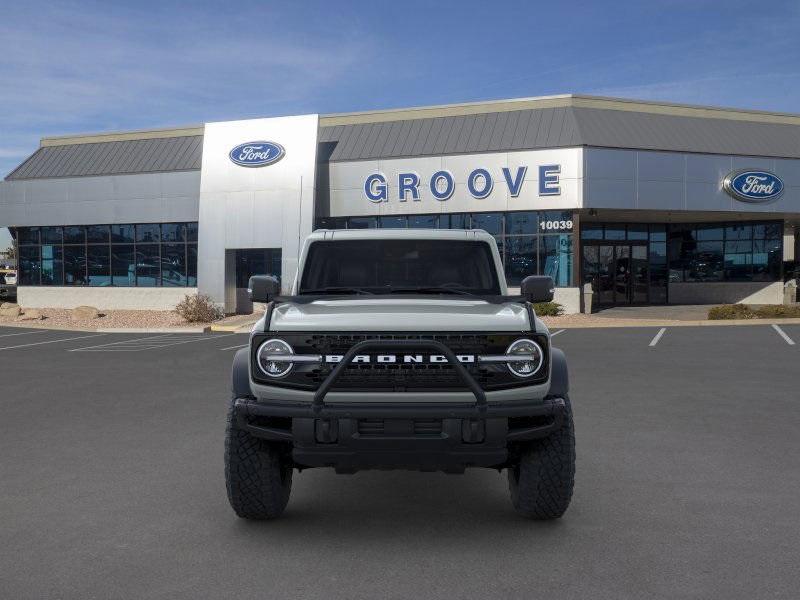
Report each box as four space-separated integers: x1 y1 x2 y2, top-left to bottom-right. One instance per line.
592 304 713 321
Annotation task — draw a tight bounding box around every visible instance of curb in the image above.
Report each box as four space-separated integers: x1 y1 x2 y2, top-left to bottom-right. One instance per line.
209 324 243 332
544 317 800 328
96 327 211 334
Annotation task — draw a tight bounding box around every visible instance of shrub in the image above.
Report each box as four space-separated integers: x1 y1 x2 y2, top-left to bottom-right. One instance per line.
754 304 800 318
532 301 564 317
707 304 758 320
708 304 800 320
175 294 223 323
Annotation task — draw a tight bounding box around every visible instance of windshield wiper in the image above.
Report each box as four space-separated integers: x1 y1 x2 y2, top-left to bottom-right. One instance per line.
386 286 481 298
300 287 374 295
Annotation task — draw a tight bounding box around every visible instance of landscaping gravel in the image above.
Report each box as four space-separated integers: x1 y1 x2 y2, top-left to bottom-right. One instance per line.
0 307 248 330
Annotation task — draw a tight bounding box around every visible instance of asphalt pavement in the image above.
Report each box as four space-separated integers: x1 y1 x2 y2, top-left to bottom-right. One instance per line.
0 324 798 599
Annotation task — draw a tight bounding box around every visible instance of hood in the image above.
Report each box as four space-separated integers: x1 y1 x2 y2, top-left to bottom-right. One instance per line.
269 298 533 332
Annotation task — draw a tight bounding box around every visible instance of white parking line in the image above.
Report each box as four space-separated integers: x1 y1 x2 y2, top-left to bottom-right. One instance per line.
220 344 248 351
550 329 565 337
0 333 105 351
70 333 237 352
771 324 795 346
0 330 49 339
649 328 667 347
68 333 173 351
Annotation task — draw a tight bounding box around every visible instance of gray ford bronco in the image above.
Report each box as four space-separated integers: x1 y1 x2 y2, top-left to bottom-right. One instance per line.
225 229 575 519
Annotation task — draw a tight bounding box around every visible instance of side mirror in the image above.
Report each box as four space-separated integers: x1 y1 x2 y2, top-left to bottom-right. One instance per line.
521 275 555 303
248 275 280 303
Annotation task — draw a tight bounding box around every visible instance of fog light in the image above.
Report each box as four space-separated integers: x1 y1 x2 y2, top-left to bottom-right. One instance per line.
505 339 544 378
256 338 294 378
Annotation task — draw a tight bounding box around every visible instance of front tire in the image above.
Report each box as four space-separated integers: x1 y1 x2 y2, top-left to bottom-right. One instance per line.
225 398 292 519
508 395 576 519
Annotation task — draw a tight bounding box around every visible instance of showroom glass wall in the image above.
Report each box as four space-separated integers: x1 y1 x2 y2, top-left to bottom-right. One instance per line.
315 211 575 287
15 223 198 287
581 221 783 305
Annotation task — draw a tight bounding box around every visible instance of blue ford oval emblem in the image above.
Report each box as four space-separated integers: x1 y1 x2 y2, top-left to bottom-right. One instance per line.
723 169 784 203
229 141 285 167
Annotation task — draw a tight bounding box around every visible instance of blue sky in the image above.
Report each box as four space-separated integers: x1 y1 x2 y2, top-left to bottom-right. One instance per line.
1 0 800 249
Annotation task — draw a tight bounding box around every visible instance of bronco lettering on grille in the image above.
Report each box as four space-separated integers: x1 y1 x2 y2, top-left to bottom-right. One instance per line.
324 354 476 364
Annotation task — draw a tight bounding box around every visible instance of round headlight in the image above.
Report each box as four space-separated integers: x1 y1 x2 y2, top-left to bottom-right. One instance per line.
256 338 294 378
505 338 544 378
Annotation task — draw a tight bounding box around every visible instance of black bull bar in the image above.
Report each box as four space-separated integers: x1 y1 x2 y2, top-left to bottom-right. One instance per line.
312 339 487 413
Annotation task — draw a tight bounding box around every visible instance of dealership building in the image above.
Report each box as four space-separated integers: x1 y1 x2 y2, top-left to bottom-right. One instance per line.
1 94 798 314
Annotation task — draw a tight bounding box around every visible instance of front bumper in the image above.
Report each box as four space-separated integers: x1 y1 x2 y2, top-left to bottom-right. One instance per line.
233 396 566 472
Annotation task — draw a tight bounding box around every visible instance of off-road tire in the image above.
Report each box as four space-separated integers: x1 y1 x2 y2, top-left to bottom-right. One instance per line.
225 398 292 519
508 395 575 519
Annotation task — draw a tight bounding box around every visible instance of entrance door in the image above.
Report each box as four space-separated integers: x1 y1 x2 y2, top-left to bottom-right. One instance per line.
233 249 282 314
583 243 648 305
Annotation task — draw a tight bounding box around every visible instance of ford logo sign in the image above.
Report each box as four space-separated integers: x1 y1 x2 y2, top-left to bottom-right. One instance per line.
229 141 285 167
723 169 784 203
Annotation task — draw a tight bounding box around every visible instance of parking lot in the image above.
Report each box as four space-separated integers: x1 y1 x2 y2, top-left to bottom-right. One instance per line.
1 323 799 599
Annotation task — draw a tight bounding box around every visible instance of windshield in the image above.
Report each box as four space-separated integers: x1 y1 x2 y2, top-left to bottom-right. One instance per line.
299 239 501 295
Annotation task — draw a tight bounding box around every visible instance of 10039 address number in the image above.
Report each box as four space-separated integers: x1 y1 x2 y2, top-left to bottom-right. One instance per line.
539 220 573 232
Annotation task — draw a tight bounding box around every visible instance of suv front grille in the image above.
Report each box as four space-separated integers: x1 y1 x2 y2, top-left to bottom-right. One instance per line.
251 332 548 391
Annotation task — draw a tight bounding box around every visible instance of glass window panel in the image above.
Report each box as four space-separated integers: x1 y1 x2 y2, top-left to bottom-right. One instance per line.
695 225 723 241
40 226 63 244
87 245 111 286
347 217 377 229
539 234 573 287
649 265 668 303
110 224 135 243
725 240 752 254
161 244 187 286
41 245 63 286
725 224 752 240
17 227 40 245
753 222 782 240
669 223 693 241
187 245 198 286
724 253 752 280
504 236 537 286
506 211 538 235
111 245 136 287
603 224 626 240
136 245 160 286
649 242 667 265
627 224 648 240
63 226 85 244
441 214 469 229
86 225 109 243
408 214 438 228
186 222 199 242
753 239 781 254
268 249 282 283
315 217 347 230
581 223 603 240
136 223 161 243
63 245 87 285
648 224 666 242
752 245 782 281
685 241 723 282
471 212 503 235
161 223 185 242
542 210 573 223
19 246 40 285
379 216 407 229
582 245 599 286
